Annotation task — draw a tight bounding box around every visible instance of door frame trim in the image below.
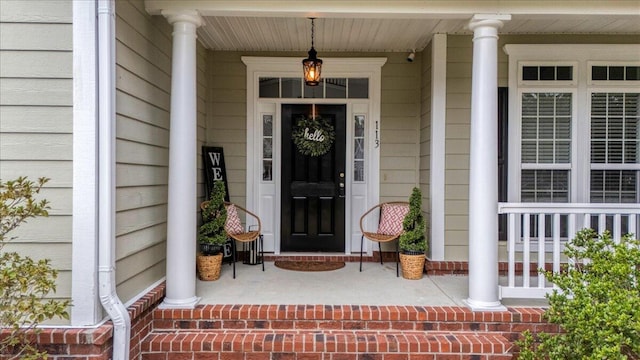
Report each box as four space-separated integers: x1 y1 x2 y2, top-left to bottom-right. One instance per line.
243 57 387 254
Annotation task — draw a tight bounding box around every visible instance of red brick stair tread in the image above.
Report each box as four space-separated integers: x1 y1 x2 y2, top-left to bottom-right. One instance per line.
154 304 538 323
141 330 511 354
143 303 549 359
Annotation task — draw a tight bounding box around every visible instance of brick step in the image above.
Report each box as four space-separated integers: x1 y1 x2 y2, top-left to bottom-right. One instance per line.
140 329 513 359
143 305 556 359
152 305 554 337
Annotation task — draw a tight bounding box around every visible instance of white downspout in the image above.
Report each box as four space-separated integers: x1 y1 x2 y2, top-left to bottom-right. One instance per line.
97 1 131 359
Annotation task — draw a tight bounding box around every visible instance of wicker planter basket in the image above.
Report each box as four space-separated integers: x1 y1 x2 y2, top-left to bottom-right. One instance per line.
196 253 223 281
399 253 425 280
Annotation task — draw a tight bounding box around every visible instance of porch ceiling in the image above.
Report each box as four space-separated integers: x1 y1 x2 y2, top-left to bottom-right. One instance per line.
145 1 640 52
196 15 640 52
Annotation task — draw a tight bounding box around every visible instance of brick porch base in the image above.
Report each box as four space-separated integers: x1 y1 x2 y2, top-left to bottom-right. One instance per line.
1 280 558 359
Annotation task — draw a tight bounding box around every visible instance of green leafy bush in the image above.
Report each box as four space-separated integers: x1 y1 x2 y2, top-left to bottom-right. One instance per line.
0 177 71 360
0 177 50 242
399 187 427 253
517 228 640 360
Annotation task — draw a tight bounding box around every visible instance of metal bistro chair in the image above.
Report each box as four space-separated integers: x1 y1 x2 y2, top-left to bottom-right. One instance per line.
359 201 409 277
223 202 264 279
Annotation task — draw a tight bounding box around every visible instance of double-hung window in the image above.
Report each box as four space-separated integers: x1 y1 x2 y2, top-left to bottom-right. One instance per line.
589 75 639 204
505 45 640 239
520 90 573 204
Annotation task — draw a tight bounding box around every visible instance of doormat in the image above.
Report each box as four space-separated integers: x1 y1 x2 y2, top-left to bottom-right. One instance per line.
274 260 345 272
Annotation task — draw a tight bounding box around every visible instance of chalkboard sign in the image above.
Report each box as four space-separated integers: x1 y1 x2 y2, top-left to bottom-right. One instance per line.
202 146 230 201
202 146 232 263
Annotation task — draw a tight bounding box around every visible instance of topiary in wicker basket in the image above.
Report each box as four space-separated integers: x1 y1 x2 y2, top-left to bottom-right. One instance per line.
197 181 228 281
399 187 427 280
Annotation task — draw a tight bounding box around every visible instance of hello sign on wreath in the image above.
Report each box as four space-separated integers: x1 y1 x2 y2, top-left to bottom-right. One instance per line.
292 116 335 157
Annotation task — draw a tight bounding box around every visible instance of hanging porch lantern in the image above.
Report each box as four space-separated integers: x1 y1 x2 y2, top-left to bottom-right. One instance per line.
302 18 322 86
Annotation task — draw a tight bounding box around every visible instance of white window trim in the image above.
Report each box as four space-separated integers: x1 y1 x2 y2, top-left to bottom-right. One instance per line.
72 0 101 325
587 72 640 196
511 87 579 203
587 61 640 86
505 44 640 206
517 61 578 87
587 89 640 203
505 44 640 250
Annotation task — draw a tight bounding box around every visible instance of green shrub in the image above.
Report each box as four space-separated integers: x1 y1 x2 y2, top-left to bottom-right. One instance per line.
0 177 49 242
517 228 640 359
0 177 71 360
399 187 427 253
198 181 228 254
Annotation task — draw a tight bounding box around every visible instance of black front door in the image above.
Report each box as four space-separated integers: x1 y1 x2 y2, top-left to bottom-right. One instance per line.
281 104 346 252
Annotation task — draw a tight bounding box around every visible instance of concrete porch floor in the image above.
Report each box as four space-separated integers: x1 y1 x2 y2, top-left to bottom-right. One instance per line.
196 261 549 308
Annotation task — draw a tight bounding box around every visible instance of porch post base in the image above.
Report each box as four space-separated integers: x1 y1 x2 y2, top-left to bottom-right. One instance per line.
463 298 506 312
158 296 201 309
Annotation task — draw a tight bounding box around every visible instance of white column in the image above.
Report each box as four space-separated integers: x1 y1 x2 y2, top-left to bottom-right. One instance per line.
465 14 510 311
160 10 202 309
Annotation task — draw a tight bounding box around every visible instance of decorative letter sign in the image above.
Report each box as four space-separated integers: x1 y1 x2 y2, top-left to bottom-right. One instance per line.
202 146 229 201
202 146 233 263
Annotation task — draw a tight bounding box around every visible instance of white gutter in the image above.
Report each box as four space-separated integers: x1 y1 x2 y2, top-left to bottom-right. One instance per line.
97 1 131 359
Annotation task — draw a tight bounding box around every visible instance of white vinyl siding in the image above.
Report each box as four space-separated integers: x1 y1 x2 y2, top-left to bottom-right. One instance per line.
444 35 471 260
113 0 208 303
207 51 248 205
420 40 434 258
371 53 420 252
0 0 73 310
114 0 171 304
379 53 421 201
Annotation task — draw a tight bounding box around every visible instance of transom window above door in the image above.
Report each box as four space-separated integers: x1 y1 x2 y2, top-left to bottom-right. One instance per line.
259 77 369 99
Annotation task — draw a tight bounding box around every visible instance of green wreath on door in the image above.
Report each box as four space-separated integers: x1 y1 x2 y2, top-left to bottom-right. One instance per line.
292 116 335 157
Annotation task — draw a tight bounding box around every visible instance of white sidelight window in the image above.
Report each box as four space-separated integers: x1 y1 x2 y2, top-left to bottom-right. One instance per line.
353 115 366 182
505 45 640 239
262 114 274 181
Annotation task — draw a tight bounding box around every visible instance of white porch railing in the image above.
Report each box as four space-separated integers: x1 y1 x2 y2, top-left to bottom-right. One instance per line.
497 202 640 299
